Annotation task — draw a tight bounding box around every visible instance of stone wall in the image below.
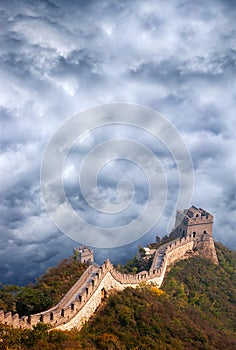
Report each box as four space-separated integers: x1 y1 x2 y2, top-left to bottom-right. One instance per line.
0 234 218 330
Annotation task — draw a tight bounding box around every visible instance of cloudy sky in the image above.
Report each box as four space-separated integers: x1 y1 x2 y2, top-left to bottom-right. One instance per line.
0 0 236 285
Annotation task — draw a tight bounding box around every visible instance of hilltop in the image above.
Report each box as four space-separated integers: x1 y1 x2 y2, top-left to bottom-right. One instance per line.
0 241 235 349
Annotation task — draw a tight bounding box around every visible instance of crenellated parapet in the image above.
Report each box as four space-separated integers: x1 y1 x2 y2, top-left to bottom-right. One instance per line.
0 207 218 330
0 234 215 330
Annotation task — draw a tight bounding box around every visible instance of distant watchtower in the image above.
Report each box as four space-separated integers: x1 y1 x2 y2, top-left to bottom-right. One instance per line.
171 205 218 264
75 246 94 264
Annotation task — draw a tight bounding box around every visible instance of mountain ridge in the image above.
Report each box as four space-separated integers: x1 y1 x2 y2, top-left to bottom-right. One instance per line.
0 241 235 349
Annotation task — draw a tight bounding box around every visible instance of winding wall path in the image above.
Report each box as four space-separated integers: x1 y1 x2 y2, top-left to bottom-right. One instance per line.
0 234 210 330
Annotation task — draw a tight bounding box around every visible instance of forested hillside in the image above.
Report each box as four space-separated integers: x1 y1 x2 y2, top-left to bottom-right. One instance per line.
0 258 87 316
0 242 235 349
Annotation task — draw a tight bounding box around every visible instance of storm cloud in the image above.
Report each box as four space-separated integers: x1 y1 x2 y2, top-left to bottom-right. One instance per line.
0 0 236 284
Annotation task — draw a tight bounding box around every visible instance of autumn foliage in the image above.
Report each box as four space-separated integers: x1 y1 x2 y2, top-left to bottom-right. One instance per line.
0 242 236 349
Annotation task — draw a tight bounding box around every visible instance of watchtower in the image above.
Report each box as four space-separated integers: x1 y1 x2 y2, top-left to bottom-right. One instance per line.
75 246 94 264
173 206 213 240
170 205 218 264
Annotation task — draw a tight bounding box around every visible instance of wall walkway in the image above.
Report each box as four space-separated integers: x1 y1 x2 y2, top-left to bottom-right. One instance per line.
0 234 211 330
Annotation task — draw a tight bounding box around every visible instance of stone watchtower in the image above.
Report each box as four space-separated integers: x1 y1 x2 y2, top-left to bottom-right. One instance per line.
171 206 218 264
174 206 213 239
75 246 94 264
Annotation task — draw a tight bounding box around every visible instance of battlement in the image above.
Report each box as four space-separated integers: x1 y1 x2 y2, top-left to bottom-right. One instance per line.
178 206 213 224
0 237 179 329
0 206 218 331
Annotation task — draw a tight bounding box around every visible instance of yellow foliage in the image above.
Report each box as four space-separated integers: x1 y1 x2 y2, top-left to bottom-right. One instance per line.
150 286 165 297
137 282 165 297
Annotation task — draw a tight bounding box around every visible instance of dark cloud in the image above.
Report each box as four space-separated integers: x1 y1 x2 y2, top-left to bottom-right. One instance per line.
0 0 235 284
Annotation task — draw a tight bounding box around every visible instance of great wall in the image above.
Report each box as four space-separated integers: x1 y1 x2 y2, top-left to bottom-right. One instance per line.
0 206 218 330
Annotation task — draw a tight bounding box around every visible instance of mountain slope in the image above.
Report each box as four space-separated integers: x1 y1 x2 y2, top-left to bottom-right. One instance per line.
0 242 235 349
76 243 236 349
0 257 87 316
